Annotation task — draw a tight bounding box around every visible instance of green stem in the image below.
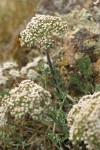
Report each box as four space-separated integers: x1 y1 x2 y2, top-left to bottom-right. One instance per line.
45 50 62 100
45 50 74 104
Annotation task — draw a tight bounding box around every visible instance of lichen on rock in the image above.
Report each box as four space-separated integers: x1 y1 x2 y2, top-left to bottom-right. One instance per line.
58 8 100 89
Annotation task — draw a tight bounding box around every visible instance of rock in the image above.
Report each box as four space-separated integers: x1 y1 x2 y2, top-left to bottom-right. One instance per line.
36 0 100 15
63 9 100 65
56 9 100 90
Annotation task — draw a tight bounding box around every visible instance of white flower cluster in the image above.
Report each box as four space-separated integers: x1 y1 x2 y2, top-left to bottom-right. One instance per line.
0 60 19 85
67 92 100 150
20 14 67 50
20 56 45 76
26 69 39 80
20 56 49 80
2 61 18 70
2 80 52 121
0 58 43 87
0 74 8 85
9 69 20 79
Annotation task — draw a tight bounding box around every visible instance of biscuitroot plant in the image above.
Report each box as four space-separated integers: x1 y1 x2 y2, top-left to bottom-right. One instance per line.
20 14 74 149
20 14 67 96
20 14 73 103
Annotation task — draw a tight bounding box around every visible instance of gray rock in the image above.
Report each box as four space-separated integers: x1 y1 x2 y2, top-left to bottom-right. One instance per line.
36 0 99 15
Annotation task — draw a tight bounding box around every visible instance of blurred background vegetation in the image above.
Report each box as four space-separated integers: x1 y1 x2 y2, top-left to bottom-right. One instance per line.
0 0 40 45
0 0 40 62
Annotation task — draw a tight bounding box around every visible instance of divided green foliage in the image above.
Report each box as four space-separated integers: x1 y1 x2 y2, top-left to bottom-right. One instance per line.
69 56 93 94
77 56 92 78
39 63 68 101
48 109 69 150
49 109 68 134
39 63 74 149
